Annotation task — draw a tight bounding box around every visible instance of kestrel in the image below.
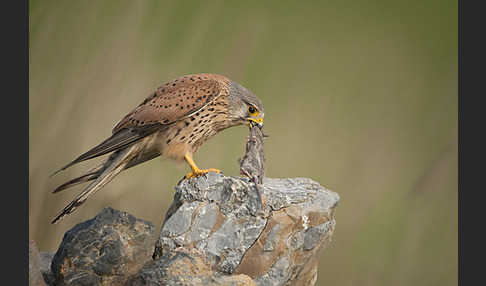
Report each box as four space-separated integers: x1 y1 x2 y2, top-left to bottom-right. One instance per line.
51 73 264 224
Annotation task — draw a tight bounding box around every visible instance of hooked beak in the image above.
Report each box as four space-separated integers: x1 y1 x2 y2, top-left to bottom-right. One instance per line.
248 118 264 129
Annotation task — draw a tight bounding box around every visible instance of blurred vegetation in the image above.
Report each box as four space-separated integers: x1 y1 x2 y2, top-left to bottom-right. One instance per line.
29 0 457 285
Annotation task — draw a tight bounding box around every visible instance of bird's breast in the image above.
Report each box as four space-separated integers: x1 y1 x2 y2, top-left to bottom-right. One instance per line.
158 100 232 160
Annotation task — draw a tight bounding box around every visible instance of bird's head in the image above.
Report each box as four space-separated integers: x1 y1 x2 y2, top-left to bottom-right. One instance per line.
228 81 264 129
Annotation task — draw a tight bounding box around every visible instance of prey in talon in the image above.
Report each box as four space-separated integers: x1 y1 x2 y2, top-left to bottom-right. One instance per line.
50 73 264 224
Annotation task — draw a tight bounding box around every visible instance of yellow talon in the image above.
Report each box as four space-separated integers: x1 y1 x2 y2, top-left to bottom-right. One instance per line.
184 153 221 179
185 168 221 179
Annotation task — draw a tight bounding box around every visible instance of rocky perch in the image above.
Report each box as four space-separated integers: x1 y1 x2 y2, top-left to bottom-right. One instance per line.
32 127 339 285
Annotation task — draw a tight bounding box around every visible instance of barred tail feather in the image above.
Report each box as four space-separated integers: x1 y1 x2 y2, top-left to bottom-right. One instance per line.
51 144 139 224
51 149 161 194
51 171 100 194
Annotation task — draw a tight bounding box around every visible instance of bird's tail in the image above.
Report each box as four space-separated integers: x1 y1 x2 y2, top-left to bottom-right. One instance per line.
51 144 140 224
51 165 104 194
51 149 161 194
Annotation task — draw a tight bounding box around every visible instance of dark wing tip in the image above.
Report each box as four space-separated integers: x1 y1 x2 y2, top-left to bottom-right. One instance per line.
49 161 77 178
51 200 82 224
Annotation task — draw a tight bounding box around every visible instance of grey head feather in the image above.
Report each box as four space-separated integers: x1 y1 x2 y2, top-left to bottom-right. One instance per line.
228 81 264 122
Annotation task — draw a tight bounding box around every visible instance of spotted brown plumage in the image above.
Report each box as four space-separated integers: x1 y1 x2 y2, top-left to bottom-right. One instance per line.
50 73 264 224
112 74 229 132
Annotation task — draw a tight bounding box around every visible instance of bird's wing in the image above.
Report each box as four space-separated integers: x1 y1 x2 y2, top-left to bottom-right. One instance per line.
51 123 163 176
112 75 225 133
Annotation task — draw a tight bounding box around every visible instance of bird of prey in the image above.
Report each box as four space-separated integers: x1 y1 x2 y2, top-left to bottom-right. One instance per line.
50 73 264 224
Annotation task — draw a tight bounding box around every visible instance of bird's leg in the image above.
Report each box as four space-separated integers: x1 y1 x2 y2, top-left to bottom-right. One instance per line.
184 153 221 179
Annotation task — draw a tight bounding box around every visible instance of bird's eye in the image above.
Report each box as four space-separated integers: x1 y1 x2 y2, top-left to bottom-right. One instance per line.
248 106 257 114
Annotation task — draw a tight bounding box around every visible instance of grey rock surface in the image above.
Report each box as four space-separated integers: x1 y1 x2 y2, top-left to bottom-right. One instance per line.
39 252 55 285
30 240 46 286
50 207 155 286
153 173 267 273
128 248 256 286
149 173 339 285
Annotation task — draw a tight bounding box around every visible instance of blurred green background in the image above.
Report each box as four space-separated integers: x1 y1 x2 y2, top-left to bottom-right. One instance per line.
29 0 457 285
